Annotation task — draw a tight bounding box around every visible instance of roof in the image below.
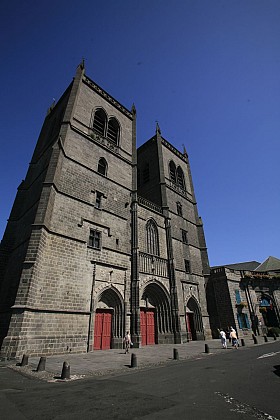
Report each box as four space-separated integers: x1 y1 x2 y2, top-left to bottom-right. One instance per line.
254 256 280 273
211 261 260 271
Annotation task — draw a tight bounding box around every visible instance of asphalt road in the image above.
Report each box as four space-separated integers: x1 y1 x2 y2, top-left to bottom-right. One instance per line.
0 342 279 419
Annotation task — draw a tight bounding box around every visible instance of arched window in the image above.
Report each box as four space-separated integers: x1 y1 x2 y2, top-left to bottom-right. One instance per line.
146 219 159 256
98 157 107 176
177 166 186 190
169 161 176 184
92 108 107 136
107 117 120 144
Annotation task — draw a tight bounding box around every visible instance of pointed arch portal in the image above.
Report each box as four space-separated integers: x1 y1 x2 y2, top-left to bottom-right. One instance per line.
140 282 172 346
186 297 204 341
93 288 124 350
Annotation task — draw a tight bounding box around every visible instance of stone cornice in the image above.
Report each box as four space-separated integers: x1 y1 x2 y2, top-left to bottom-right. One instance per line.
161 137 188 163
83 75 133 119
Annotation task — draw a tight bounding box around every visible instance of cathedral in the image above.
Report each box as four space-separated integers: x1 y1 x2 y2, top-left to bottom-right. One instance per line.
0 62 211 357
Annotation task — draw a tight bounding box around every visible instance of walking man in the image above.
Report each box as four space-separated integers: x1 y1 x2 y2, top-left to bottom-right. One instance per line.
220 329 227 349
124 331 131 354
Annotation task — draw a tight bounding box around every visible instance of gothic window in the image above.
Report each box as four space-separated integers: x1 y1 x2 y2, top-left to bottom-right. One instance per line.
182 230 188 244
184 259 191 273
146 219 159 256
107 117 120 144
92 108 107 136
177 202 182 216
98 158 107 176
89 229 101 249
137 168 141 187
177 166 186 190
169 161 177 184
143 163 150 183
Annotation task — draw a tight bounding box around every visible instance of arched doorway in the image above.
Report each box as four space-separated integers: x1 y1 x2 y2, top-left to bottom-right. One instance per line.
93 287 124 350
140 282 172 345
186 297 204 341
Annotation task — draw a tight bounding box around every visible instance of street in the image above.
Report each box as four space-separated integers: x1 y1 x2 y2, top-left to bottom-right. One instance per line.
0 341 279 419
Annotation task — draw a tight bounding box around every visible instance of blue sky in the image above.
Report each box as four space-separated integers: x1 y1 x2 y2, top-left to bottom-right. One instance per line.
1 0 279 266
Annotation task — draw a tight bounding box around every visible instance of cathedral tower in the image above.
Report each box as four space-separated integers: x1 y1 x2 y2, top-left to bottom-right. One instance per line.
0 64 210 357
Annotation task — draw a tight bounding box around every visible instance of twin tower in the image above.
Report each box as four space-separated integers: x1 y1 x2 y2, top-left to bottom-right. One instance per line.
0 63 211 357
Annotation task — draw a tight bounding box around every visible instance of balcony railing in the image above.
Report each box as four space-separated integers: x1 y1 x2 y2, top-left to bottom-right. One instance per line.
138 196 163 214
90 130 119 154
167 179 193 200
139 252 168 277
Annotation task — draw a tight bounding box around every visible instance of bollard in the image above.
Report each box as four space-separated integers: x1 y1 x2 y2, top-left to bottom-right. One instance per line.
205 344 209 354
173 348 179 360
273 333 277 341
20 354 29 366
264 335 268 343
61 361 70 379
241 338 245 347
252 334 258 344
36 356 46 372
130 353 137 368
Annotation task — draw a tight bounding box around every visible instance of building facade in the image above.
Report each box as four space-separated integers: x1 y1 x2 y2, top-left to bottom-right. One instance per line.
207 257 280 338
0 63 211 357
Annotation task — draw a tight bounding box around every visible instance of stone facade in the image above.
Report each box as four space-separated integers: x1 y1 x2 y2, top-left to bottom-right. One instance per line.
0 63 211 357
207 258 280 339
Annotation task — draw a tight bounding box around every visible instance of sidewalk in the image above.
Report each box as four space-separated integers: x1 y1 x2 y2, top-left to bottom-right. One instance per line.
7 336 279 382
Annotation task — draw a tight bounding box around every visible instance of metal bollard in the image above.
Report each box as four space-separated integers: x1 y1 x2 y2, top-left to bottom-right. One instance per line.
241 338 245 347
61 361 70 379
264 335 268 343
173 348 179 360
252 334 258 344
205 344 209 354
20 354 29 366
36 356 46 372
131 353 137 368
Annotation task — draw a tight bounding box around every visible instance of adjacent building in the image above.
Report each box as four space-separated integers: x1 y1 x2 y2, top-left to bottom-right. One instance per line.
207 256 280 338
0 63 211 357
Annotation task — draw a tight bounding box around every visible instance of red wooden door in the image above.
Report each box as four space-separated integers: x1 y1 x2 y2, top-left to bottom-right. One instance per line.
93 310 112 350
101 311 112 350
140 310 147 346
146 311 155 345
140 309 155 346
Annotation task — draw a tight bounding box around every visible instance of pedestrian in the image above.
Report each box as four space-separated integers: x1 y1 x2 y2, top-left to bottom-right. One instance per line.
123 331 131 354
230 327 238 349
220 329 227 349
230 327 237 346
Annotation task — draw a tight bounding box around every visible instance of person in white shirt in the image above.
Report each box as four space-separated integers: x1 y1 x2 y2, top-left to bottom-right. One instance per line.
123 331 131 354
220 329 227 349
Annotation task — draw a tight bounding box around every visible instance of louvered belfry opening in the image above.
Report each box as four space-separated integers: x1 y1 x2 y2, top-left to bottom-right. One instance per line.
107 117 119 144
177 166 186 190
93 108 107 136
169 161 177 184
